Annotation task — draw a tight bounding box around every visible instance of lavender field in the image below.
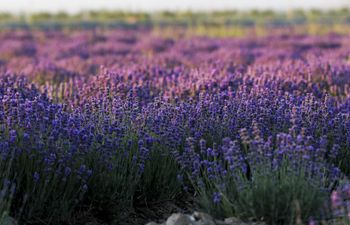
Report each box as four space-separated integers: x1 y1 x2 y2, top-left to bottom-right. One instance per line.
1 13 350 225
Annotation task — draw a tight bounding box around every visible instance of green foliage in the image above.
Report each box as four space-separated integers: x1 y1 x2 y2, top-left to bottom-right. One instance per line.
136 145 182 204
81 135 183 222
0 183 15 225
84 138 142 222
2 151 87 224
197 161 331 225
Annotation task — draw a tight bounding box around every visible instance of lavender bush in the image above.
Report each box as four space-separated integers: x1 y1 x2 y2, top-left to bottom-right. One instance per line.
0 26 349 224
181 128 342 224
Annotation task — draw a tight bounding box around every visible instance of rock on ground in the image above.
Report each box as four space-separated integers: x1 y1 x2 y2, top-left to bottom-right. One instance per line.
146 212 266 225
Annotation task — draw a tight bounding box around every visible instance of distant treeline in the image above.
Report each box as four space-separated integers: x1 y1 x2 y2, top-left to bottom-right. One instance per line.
0 9 349 30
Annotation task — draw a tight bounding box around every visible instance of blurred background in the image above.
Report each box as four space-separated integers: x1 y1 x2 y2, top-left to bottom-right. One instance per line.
0 0 350 13
0 0 350 36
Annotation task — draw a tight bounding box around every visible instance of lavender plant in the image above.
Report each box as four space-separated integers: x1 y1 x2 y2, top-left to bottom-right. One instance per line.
178 127 343 224
0 27 350 225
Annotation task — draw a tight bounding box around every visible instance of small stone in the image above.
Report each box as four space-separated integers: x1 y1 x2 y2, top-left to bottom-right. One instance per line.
166 213 194 225
145 222 159 225
192 212 216 225
224 217 243 225
214 220 227 225
251 223 265 225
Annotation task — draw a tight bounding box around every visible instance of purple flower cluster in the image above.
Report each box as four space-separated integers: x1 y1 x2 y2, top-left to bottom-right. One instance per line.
330 184 350 223
0 29 350 223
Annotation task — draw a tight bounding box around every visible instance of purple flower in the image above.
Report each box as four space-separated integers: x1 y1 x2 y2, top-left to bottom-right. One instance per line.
33 172 40 183
82 184 88 192
9 130 17 143
213 192 221 204
64 167 72 177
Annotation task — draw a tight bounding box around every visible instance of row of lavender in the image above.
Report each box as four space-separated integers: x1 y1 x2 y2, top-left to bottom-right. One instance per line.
1 29 350 224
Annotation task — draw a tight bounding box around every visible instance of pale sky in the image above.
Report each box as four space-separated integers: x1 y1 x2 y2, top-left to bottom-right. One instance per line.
0 0 349 14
